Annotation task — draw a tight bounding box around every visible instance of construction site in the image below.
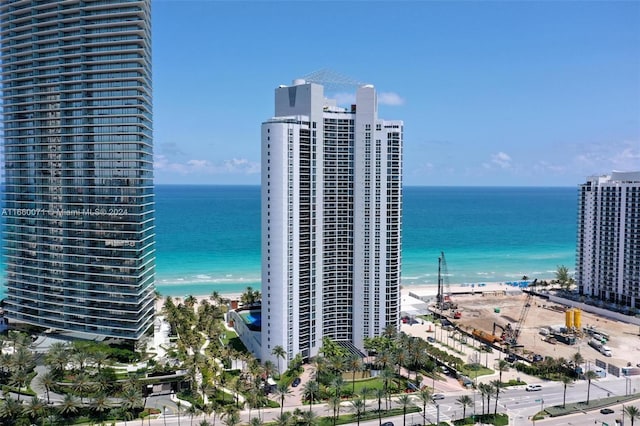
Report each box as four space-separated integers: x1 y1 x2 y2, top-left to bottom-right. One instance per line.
429 253 640 371
439 290 640 370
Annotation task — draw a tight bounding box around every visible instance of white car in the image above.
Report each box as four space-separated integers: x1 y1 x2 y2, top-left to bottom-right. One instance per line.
432 393 445 400
525 384 542 392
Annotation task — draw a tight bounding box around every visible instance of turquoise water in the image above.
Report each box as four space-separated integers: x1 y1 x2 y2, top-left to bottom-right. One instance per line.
239 310 262 328
0 185 577 298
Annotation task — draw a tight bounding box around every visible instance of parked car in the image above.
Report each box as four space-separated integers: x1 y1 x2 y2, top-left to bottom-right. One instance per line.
525 384 542 392
427 336 436 343
532 354 544 362
506 353 517 363
381 422 394 426
292 377 301 387
600 408 614 415
432 393 445 400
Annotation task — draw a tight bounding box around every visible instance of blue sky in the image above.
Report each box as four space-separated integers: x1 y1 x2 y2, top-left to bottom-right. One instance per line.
152 1 640 186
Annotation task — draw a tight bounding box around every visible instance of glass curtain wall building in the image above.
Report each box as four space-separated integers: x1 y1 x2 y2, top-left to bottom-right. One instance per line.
1 0 155 340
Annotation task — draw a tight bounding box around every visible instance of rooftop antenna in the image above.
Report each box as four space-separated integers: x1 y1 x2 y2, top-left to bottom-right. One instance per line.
301 68 365 93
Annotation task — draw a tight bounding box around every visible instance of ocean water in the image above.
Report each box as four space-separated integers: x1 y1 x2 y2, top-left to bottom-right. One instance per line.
0 185 578 298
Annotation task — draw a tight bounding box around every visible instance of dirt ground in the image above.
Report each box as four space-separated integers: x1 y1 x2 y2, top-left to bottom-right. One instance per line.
450 292 640 369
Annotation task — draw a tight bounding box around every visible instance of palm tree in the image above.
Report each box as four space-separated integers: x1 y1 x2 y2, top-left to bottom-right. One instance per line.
561 375 574 408
263 360 276 380
23 396 46 426
360 386 373 418
397 394 414 426
350 397 366 426
271 345 286 378
555 265 574 290
121 386 143 422
9 368 29 401
374 388 386 426
302 380 319 411
72 371 92 404
379 367 394 409
186 404 201 426
91 392 111 423
299 410 319 426
456 395 473 422
274 382 291 417
572 352 584 369
222 409 240 426
58 393 80 420
0 396 23 425
347 354 363 394
624 406 640 426
478 382 493 415
330 375 345 400
92 351 110 373
416 387 432 426
176 400 183 426
328 394 342 426
249 416 264 426
45 342 70 373
584 370 599 405
492 379 502 415
274 411 292 426
496 360 509 385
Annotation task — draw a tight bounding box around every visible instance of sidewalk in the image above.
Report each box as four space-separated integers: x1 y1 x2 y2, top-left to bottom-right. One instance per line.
400 318 542 387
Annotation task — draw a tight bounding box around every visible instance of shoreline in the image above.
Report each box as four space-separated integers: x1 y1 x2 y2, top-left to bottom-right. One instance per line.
153 277 550 299
155 280 537 312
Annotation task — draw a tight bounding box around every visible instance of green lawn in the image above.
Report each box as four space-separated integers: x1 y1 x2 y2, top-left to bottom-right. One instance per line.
220 330 248 352
459 364 494 378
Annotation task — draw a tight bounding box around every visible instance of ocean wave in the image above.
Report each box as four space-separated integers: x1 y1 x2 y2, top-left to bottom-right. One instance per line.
157 274 261 286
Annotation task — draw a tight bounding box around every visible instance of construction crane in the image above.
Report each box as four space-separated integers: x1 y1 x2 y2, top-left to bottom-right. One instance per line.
436 252 458 312
509 279 537 345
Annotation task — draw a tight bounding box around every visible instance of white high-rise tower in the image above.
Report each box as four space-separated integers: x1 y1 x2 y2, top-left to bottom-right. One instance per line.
261 79 403 368
576 171 640 309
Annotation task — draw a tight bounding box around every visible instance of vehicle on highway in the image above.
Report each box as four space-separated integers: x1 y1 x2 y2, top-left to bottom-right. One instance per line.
432 393 445 400
292 377 301 387
525 384 542 392
600 408 614 414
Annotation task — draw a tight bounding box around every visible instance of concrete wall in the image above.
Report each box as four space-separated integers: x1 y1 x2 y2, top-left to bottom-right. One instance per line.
228 310 262 360
547 294 640 327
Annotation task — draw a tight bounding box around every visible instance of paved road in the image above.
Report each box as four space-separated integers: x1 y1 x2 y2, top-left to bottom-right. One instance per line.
117 374 640 426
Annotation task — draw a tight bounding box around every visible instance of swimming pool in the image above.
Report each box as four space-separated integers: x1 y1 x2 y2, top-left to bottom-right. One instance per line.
239 310 261 331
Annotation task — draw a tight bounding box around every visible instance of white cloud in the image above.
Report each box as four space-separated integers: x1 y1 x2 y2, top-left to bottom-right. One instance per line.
332 92 356 106
533 160 565 173
571 140 639 175
154 155 260 175
609 140 640 171
489 152 512 169
222 158 261 174
328 91 404 107
378 92 405 106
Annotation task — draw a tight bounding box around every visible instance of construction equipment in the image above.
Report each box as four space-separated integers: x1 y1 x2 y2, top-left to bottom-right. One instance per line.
493 322 514 342
508 279 537 345
472 329 502 344
436 252 457 311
